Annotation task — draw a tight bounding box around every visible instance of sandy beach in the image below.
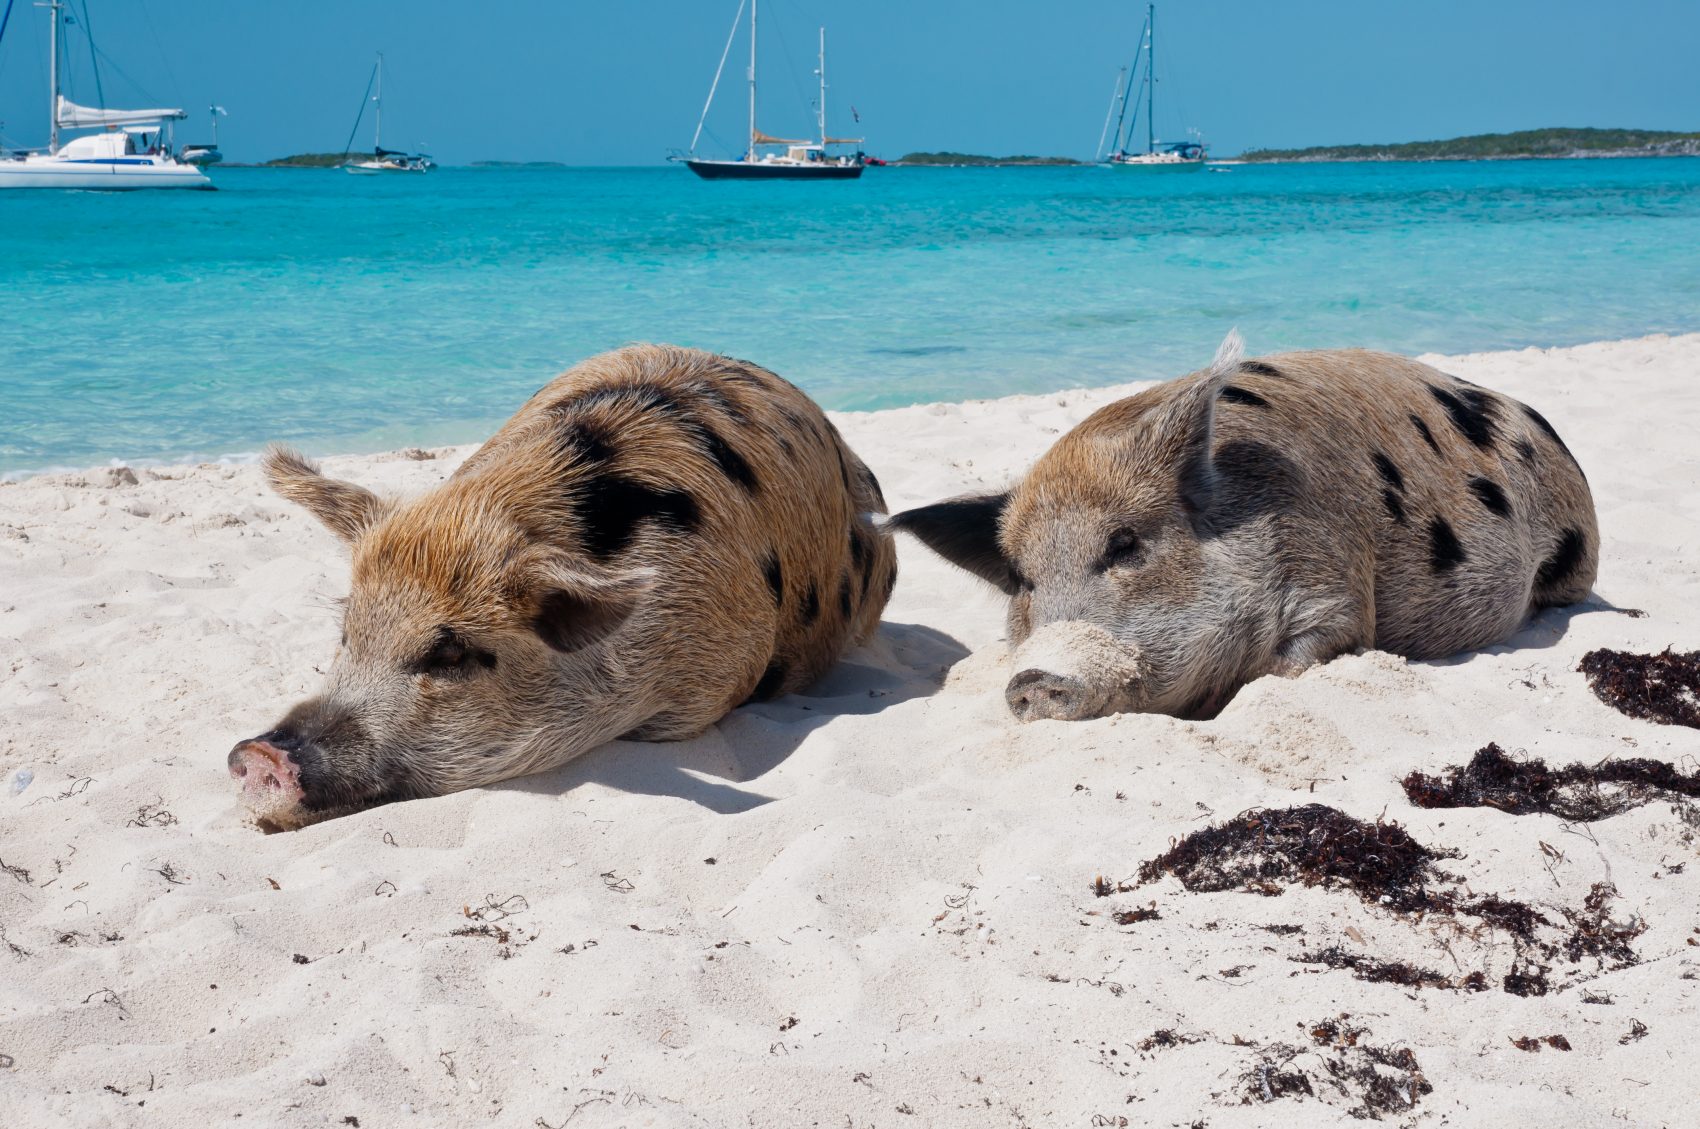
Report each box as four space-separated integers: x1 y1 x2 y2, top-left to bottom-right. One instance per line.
2 333 1697 1127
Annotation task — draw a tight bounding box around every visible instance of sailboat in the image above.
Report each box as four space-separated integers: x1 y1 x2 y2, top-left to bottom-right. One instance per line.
0 0 212 190
342 54 433 174
676 0 864 180
1101 3 1207 171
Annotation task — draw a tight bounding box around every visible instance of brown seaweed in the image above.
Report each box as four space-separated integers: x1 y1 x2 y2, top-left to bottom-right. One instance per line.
1578 647 1700 729
1404 742 1700 821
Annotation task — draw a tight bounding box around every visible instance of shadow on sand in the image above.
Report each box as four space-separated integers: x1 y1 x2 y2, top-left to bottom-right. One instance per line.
489 620 970 814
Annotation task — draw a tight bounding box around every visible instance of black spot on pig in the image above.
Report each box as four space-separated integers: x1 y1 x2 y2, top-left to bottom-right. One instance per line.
1523 404 1582 471
1469 477 1512 518
1429 385 1498 449
1382 489 1407 526
702 428 759 493
1428 517 1466 573
577 477 700 559
1409 414 1443 456
763 554 784 607
1239 360 1283 378
838 573 853 619
801 581 820 625
1372 452 1405 492
1219 385 1270 409
1535 528 1587 590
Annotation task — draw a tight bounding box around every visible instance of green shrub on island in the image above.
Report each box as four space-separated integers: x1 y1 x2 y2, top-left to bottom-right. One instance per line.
1242 127 1700 163
894 151 1083 167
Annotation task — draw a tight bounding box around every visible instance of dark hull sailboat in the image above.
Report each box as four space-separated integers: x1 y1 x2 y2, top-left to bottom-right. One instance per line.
684 157 863 180
677 3 866 182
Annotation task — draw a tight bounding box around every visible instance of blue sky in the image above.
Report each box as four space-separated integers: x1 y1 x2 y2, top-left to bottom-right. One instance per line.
0 0 1694 163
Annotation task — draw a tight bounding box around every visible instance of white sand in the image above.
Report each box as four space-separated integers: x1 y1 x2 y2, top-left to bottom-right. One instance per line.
3 334 1698 1127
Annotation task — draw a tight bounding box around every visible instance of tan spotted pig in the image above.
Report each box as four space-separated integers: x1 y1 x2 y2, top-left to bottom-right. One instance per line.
230 345 895 828
889 333 1597 721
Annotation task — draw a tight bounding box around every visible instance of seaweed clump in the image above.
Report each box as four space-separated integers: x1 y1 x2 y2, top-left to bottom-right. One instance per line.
1578 647 1700 729
1129 804 1646 997
1295 945 1487 992
1402 743 1700 822
1135 804 1456 914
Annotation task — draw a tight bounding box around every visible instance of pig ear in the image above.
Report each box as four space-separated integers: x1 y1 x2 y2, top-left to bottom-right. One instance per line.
263 446 390 545
1151 330 1241 514
528 566 654 654
885 493 1020 595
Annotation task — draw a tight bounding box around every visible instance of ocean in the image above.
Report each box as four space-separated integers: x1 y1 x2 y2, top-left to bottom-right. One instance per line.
2 158 1698 476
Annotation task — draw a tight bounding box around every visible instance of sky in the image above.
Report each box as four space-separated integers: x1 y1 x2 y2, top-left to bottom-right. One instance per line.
0 0 1695 164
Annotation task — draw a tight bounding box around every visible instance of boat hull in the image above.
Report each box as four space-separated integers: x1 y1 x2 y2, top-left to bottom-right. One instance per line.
685 158 863 180
0 157 213 190
1108 159 1208 172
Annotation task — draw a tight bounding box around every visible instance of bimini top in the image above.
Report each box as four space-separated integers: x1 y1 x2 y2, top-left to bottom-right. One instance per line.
56 95 187 131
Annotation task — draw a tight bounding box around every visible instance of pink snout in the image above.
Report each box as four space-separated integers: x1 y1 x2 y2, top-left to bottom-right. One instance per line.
228 739 305 809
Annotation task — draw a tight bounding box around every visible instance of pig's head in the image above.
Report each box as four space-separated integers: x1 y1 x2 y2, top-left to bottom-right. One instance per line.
891 334 1255 722
230 448 651 829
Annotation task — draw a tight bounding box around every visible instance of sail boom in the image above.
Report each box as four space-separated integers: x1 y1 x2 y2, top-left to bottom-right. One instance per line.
56 96 186 130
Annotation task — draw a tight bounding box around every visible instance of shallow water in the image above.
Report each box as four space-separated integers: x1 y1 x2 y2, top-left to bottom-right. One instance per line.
2 159 1697 474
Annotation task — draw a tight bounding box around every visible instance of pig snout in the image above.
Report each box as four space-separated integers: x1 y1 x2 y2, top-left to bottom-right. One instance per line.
1005 620 1142 723
228 732 307 813
1005 668 1105 722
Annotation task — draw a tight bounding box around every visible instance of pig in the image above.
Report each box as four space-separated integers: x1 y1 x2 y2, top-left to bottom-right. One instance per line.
888 333 1597 722
230 345 896 829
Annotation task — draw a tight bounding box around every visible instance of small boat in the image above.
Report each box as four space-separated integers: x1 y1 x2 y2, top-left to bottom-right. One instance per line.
0 1 212 190
341 54 434 174
1097 3 1208 172
180 105 228 167
674 1 864 180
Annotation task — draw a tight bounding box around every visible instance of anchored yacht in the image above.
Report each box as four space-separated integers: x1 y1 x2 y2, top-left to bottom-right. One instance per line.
675 1 864 180
0 1 212 190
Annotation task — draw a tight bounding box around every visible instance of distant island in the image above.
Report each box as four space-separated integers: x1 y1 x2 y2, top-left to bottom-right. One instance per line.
893 151 1083 167
470 160 567 169
252 153 370 168
1241 127 1700 163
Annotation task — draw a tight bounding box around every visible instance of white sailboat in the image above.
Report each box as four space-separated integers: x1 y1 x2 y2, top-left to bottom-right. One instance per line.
675 0 864 180
0 0 212 190
342 54 433 174
1100 3 1207 172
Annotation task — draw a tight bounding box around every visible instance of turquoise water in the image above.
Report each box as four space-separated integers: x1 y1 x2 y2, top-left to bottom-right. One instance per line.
2 159 1699 475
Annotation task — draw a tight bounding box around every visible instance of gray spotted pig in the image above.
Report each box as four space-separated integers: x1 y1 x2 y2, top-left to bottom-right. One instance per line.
231 345 896 828
889 334 1597 721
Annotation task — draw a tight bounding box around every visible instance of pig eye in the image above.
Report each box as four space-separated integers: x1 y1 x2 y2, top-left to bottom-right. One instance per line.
414 628 496 678
1098 529 1142 572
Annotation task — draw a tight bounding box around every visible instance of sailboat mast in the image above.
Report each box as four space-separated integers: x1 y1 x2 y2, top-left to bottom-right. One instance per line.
747 0 757 159
45 0 60 153
817 27 826 147
1146 2 1155 155
374 53 383 151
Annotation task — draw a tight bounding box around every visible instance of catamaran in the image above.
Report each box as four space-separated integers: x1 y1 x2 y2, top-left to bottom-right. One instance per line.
675 0 864 180
0 0 212 190
1099 3 1207 171
342 54 433 174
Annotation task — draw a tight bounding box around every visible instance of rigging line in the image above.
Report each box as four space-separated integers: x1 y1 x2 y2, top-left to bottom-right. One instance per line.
76 0 104 111
341 60 378 159
0 0 18 62
135 0 183 107
691 0 745 154
1095 67 1124 162
88 40 164 105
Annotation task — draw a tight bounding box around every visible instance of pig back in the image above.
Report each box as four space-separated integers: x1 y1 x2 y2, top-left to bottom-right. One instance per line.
1208 349 1597 660
454 345 897 731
